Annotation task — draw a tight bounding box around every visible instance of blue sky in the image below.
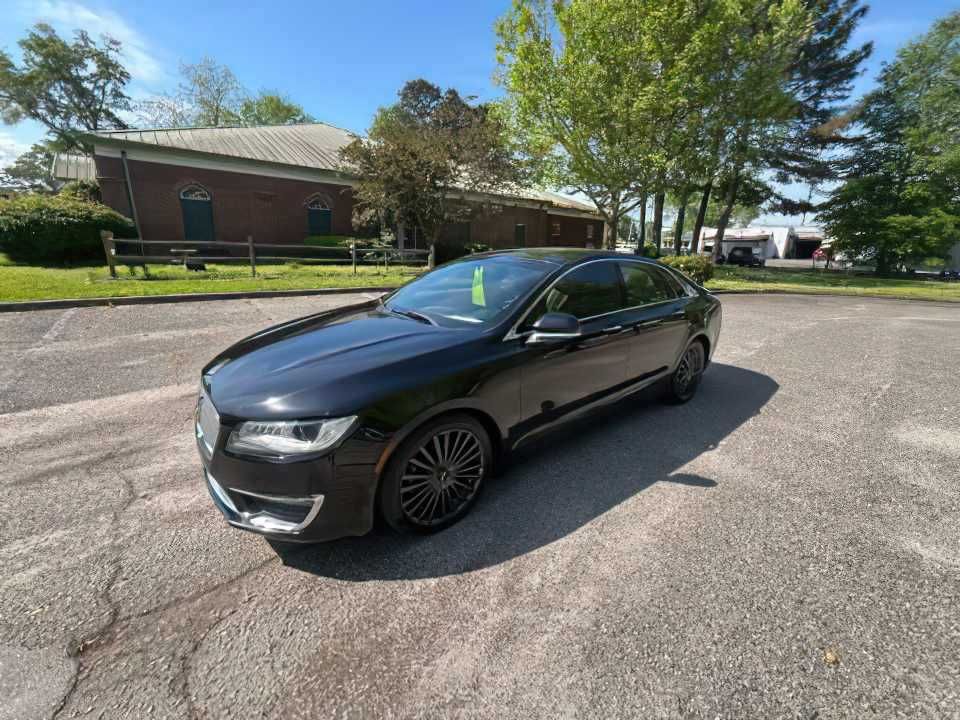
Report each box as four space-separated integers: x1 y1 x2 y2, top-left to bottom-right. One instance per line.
1 0 955 222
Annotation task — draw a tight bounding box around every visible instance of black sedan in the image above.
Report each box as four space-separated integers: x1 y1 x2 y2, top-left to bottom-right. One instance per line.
719 246 764 267
196 249 722 541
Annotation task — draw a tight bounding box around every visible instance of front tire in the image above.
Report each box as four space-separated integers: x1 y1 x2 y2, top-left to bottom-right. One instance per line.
665 341 706 404
379 414 492 534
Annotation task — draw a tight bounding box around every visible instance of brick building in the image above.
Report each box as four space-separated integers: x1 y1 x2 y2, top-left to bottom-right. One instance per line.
80 123 603 251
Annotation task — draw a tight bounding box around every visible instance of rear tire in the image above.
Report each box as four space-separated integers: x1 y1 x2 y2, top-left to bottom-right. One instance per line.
379 413 492 534
664 340 706 404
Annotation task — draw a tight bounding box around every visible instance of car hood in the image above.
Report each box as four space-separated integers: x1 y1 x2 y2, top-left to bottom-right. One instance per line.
205 302 481 419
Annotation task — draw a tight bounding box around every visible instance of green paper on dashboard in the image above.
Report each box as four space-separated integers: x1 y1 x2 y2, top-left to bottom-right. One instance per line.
472 266 486 306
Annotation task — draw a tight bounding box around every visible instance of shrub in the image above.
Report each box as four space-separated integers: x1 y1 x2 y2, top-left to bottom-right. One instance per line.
59 180 101 202
660 255 714 285
641 242 658 258
0 193 135 265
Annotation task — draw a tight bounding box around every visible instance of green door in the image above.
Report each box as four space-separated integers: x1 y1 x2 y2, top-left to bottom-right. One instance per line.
308 207 332 236
180 197 214 242
514 223 526 248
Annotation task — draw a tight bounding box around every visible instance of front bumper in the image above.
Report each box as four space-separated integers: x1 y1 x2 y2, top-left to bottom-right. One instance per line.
196 401 387 543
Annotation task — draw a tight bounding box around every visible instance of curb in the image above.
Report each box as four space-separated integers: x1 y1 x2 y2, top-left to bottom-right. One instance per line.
0 286 399 313
707 288 960 304
2 286 955 313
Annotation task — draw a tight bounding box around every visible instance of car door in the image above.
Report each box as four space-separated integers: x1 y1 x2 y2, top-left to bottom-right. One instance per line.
616 261 691 380
518 260 632 426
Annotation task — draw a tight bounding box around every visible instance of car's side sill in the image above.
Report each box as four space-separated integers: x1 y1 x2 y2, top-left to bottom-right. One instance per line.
509 368 669 450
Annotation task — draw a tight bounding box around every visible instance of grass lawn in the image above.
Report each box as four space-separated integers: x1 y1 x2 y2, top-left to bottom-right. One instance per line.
2 253 958 304
705 265 960 303
0 254 417 302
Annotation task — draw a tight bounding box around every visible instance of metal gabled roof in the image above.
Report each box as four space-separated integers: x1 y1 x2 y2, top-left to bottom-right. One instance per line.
51 153 97 182
89 122 602 217
93 122 356 173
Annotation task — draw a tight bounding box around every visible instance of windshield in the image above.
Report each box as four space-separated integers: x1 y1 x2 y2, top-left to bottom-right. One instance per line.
383 255 554 328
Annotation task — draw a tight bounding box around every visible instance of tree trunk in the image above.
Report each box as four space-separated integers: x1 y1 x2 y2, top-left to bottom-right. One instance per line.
637 196 647 253
690 180 713 255
607 209 620 250
604 218 619 249
602 193 621 250
712 172 741 262
875 250 891 276
652 192 665 256
673 193 689 256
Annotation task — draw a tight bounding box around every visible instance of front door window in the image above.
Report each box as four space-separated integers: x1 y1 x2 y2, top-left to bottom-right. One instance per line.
526 260 623 323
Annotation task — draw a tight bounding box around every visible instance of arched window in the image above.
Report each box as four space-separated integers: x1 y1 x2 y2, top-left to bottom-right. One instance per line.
305 194 332 236
179 184 214 242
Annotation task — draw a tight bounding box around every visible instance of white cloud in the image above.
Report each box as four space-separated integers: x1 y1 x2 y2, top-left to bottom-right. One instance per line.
0 131 30 169
25 0 168 87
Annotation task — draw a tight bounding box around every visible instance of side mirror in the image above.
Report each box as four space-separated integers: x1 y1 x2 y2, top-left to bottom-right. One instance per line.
526 312 581 345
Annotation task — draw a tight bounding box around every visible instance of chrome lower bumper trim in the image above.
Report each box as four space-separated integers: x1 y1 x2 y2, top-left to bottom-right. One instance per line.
205 472 324 535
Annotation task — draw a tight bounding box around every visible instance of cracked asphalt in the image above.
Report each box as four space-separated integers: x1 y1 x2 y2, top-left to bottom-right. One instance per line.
1 293 959 719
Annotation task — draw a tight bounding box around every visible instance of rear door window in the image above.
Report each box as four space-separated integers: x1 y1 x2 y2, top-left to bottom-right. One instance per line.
653 266 687 298
618 262 675 306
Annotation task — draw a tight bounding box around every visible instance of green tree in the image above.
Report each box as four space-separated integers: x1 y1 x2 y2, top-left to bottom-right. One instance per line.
691 0 868 255
820 11 960 274
340 79 522 251
763 0 872 217
3 142 56 189
137 57 242 128
235 92 314 125
700 1 812 260
0 23 130 153
134 93 193 129
496 0 809 252
137 61 314 129
495 0 663 248
179 57 243 126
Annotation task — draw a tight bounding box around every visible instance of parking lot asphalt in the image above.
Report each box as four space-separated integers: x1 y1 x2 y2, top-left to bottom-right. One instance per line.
1 293 959 719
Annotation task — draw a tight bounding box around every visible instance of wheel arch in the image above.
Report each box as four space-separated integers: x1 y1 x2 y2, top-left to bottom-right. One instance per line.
691 332 711 363
373 402 505 480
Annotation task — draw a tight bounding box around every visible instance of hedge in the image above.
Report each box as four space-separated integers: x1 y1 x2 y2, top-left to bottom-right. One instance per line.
0 193 135 265
659 255 714 285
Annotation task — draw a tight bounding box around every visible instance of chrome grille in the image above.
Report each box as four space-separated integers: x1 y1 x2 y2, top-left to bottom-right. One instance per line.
196 393 220 454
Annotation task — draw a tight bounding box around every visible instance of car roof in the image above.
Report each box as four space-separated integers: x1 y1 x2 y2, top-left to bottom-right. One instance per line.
470 247 659 268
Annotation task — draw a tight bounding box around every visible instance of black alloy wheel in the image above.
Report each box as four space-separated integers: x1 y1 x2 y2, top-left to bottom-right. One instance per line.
666 341 705 404
380 414 492 533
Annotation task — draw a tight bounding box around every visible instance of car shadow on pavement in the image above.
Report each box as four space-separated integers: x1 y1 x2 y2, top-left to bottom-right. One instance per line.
273 362 777 581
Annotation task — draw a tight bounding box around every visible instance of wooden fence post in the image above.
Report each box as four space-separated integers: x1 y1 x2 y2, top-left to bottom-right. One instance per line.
428 243 436 270
247 235 256 277
351 241 357 274
101 230 117 278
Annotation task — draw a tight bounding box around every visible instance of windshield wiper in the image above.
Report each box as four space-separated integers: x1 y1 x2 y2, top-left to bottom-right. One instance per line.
387 306 435 325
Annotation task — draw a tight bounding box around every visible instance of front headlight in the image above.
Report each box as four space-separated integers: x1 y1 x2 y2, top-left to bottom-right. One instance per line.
226 416 357 459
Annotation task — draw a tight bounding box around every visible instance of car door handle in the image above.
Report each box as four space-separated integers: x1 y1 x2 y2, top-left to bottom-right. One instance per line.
602 325 624 335
638 319 662 328
670 310 686 320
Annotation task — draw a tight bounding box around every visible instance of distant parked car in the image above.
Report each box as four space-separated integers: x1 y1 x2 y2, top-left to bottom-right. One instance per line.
718 246 764 267
940 269 960 282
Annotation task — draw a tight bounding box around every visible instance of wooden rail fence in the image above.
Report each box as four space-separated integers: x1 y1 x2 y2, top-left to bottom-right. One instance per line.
100 231 432 278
